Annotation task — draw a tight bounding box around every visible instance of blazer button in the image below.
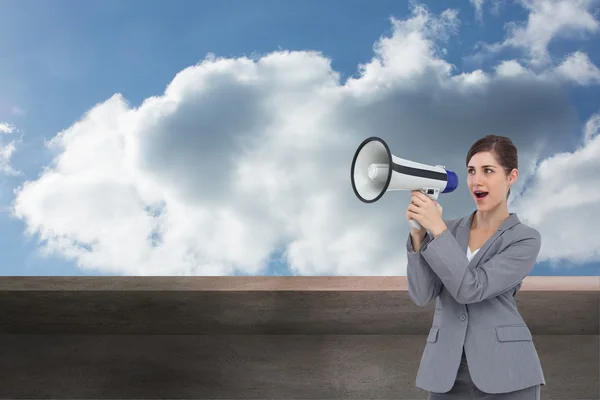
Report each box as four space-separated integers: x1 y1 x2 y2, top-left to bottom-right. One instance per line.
460 314 466 321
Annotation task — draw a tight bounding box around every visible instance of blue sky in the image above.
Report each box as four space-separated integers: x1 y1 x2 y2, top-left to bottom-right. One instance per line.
0 0 599 276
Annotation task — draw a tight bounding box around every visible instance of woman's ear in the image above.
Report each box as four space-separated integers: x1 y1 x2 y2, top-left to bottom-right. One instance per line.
508 168 518 184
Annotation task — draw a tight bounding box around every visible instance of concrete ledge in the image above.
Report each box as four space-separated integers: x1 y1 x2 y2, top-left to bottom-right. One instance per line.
0 276 597 399
0 276 597 335
1 275 597 290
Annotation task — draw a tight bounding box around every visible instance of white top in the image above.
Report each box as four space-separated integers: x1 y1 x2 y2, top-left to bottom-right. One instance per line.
467 247 480 261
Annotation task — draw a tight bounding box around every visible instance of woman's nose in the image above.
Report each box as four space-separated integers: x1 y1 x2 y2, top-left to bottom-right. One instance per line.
471 173 484 185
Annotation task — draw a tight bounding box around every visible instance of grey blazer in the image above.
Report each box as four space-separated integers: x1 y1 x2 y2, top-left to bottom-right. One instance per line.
406 211 546 394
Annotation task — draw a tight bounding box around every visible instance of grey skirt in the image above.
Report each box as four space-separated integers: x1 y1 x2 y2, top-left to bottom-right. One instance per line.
428 349 541 400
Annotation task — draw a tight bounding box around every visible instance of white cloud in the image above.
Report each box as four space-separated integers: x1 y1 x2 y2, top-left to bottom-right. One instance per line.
470 0 487 22
475 0 600 67
554 51 600 84
0 122 21 176
513 112 600 266
9 2 600 276
583 113 600 144
470 0 506 21
0 123 13 134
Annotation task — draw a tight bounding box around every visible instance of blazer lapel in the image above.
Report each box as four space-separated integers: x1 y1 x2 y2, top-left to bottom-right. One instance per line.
457 211 521 269
455 211 474 254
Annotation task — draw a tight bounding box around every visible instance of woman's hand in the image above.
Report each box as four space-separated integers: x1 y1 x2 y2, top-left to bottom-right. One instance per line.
406 203 427 236
406 191 447 237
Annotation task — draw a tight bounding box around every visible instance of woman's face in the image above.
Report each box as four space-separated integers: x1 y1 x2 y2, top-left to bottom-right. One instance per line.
467 151 516 211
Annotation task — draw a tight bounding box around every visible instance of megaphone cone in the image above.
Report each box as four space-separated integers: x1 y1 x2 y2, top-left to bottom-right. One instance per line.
350 137 458 230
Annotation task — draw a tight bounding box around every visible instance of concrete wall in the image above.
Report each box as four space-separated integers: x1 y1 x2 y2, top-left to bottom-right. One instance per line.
0 276 597 399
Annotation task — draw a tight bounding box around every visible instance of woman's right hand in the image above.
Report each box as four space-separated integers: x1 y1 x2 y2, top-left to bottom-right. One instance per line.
406 195 427 237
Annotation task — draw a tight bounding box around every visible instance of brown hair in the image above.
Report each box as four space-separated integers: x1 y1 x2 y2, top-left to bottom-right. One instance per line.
466 135 518 199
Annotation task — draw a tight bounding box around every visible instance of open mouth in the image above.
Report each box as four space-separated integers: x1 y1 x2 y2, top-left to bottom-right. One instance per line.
474 191 489 199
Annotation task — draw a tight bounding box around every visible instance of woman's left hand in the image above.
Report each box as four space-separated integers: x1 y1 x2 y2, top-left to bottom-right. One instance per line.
407 191 447 237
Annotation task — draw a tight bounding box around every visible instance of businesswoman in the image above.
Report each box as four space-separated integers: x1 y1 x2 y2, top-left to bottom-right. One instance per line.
405 135 545 399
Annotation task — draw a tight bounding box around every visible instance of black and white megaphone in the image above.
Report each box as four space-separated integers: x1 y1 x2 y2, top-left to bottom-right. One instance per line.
350 136 458 231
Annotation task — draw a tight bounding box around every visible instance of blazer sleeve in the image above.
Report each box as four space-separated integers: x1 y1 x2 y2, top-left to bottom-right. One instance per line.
406 231 443 307
419 227 541 305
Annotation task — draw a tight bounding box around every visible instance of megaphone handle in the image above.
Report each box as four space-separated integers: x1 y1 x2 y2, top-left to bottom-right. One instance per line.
409 189 441 231
409 219 423 230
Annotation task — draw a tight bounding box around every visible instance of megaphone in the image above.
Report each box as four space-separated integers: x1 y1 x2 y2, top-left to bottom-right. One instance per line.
350 136 458 231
